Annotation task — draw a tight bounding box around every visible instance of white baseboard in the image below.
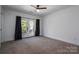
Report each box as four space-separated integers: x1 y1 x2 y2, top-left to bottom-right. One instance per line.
43 35 79 46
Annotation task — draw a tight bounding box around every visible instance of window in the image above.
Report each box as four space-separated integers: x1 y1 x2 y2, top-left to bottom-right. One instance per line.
21 18 27 33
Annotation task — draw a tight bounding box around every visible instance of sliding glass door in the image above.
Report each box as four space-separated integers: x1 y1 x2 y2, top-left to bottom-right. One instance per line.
21 17 35 38
28 20 35 37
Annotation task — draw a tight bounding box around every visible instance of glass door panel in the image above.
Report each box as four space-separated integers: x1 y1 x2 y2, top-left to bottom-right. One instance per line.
21 17 35 38
21 18 27 33
28 20 35 37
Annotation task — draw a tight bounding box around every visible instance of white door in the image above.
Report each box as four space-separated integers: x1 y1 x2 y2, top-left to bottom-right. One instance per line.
0 15 1 45
21 17 35 38
0 6 1 47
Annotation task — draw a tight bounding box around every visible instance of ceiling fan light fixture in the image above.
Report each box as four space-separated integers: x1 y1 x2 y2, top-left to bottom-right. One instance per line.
36 9 40 12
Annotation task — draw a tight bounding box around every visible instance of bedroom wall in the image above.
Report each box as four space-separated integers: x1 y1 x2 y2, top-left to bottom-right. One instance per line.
43 6 79 45
1 8 43 42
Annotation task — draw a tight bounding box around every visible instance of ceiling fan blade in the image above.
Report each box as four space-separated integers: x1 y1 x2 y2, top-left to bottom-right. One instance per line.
37 7 47 9
31 5 47 9
31 5 37 8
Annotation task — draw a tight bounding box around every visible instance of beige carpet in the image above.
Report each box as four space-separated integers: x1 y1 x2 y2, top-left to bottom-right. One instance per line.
0 36 79 54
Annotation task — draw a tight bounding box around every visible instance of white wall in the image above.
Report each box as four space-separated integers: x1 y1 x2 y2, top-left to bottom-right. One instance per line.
1 8 43 42
43 6 79 45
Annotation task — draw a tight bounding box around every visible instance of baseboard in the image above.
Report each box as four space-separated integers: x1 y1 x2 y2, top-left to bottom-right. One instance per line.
43 35 79 46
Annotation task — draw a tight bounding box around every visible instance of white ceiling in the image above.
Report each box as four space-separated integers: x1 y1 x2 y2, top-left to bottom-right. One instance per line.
2 5 72 17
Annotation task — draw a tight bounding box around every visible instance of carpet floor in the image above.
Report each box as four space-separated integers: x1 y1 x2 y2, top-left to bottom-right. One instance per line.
0 36 79 54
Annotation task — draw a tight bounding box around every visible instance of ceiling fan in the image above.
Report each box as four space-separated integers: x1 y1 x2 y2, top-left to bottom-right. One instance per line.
31 5 47 9
31 5 47 12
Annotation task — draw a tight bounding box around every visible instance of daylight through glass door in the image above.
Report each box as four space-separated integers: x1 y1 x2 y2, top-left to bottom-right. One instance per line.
21 17 35 38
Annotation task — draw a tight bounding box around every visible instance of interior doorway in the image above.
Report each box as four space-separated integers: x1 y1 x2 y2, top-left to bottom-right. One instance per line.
21 17 36 38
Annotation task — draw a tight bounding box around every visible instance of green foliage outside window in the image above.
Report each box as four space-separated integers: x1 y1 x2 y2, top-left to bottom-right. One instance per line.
21 18 27 33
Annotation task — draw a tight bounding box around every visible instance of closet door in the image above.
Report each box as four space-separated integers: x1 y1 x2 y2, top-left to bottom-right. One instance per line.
0 15 1 46
0 6 1 47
